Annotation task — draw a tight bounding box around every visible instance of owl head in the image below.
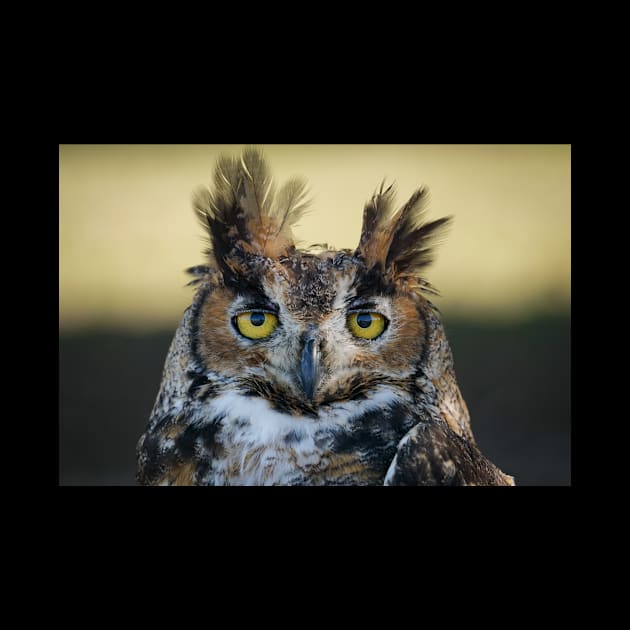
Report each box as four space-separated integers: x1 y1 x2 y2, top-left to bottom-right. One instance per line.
187 147 452 418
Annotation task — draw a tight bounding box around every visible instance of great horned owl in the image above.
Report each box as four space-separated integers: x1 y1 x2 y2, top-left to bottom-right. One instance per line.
136 147 514 486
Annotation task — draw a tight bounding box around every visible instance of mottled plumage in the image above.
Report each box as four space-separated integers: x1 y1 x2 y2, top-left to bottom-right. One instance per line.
136 147 514 486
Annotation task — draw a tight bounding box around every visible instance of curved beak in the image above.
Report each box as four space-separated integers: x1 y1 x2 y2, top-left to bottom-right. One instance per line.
299 335 321 402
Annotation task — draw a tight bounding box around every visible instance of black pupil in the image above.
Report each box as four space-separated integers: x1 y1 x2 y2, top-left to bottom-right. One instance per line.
250 312 266 327
357 313 372 328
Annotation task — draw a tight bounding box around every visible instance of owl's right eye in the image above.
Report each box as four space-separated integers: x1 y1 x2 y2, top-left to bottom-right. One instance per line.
234 311 279 340
347 311 387 340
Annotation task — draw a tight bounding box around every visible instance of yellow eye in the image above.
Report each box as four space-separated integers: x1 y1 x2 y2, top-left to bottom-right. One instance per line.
234 311 279 339
347 312 387 340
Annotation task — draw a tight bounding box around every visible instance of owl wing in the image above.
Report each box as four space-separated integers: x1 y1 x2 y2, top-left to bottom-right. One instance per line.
136 304 211 486
384 421 515 486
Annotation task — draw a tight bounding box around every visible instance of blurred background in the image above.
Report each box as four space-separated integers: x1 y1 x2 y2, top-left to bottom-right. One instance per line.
59 144 570 485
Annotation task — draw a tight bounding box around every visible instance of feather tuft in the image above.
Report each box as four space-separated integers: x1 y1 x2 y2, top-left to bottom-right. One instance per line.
354 183 451 290
194 147 311 274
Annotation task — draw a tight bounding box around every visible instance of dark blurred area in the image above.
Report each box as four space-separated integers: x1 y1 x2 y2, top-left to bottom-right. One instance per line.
59 313 570 485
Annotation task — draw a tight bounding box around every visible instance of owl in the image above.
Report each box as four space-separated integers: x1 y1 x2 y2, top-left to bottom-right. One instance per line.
136 147 515 486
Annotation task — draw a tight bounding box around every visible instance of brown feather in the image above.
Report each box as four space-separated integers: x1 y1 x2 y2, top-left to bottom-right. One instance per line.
355 183 452 284
193 147 311 270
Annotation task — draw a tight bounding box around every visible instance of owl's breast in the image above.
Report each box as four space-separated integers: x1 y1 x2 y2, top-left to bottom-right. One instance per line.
208 441 380 486
186 389 417 486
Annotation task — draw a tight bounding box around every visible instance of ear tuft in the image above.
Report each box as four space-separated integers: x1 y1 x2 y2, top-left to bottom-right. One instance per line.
194 147 310 274
354 183 451 288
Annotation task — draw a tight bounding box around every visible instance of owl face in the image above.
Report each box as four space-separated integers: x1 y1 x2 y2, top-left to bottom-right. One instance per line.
194 251 427 417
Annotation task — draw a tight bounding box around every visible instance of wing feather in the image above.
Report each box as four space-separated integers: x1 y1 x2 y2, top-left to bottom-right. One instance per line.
384 421 515 486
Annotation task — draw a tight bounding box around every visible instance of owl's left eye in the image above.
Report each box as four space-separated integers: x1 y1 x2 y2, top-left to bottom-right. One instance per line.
347 311 388 340
234 311 279 340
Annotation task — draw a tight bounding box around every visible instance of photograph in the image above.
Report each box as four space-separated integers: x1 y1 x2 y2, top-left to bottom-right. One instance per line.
59 144 570 485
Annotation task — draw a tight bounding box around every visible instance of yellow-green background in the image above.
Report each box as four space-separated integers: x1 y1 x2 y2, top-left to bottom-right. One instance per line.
59 145 570 485
59 144 570 331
